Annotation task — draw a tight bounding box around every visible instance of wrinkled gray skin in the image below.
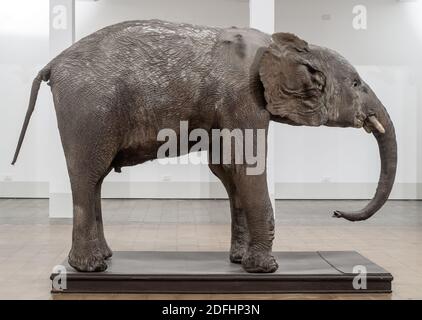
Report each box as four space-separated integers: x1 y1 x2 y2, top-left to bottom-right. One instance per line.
12 20 397 273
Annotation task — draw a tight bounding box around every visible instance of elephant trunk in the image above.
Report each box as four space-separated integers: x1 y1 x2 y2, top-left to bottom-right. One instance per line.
333 105 397 222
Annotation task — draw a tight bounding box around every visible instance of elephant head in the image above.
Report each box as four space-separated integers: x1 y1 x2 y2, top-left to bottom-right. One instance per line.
259 33 397 222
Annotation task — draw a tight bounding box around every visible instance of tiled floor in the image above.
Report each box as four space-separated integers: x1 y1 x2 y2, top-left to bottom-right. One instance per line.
0 198 421 300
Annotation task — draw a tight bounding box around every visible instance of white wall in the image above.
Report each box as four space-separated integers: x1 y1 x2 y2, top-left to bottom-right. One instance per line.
274 0 422 199
0 0 51 197
76 0 250 39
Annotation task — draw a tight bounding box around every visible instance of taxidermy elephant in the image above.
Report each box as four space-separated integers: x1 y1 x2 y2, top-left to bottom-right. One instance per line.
12 20 397 273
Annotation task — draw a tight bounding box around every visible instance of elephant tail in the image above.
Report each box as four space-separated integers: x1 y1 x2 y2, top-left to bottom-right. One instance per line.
11 66 51 165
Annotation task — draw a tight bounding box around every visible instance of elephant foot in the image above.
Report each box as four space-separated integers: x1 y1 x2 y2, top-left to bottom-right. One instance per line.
68 239 108 272
229 241 248 264
99 238 113 260
241 249 278 273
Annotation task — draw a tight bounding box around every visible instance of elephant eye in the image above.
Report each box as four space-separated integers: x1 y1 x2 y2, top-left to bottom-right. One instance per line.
352 79 361 88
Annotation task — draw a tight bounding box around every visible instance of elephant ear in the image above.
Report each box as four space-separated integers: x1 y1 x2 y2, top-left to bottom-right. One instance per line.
272 32 309 53
259 33 328 127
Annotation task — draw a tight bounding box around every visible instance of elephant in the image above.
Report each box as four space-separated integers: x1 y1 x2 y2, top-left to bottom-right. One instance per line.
11 20 397 273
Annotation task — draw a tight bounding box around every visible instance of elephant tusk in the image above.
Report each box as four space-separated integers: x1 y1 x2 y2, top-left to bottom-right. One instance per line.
368 115 385 134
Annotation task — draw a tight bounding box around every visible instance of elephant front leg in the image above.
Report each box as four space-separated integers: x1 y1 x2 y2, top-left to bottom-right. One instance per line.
236 173 278 273
208 163 249 263
230 208 249 264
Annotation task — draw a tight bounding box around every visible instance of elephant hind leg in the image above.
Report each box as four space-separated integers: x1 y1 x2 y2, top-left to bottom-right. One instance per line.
63 139 118 272
68 173 108 272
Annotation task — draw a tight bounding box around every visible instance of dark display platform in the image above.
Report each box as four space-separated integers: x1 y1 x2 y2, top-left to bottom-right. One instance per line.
50 251 392 294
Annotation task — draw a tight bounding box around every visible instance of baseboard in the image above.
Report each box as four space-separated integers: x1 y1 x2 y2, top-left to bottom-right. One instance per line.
101 181 228 199
100 181 422 200
275 182 422 200
0 181 49 198
1 181 420 200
